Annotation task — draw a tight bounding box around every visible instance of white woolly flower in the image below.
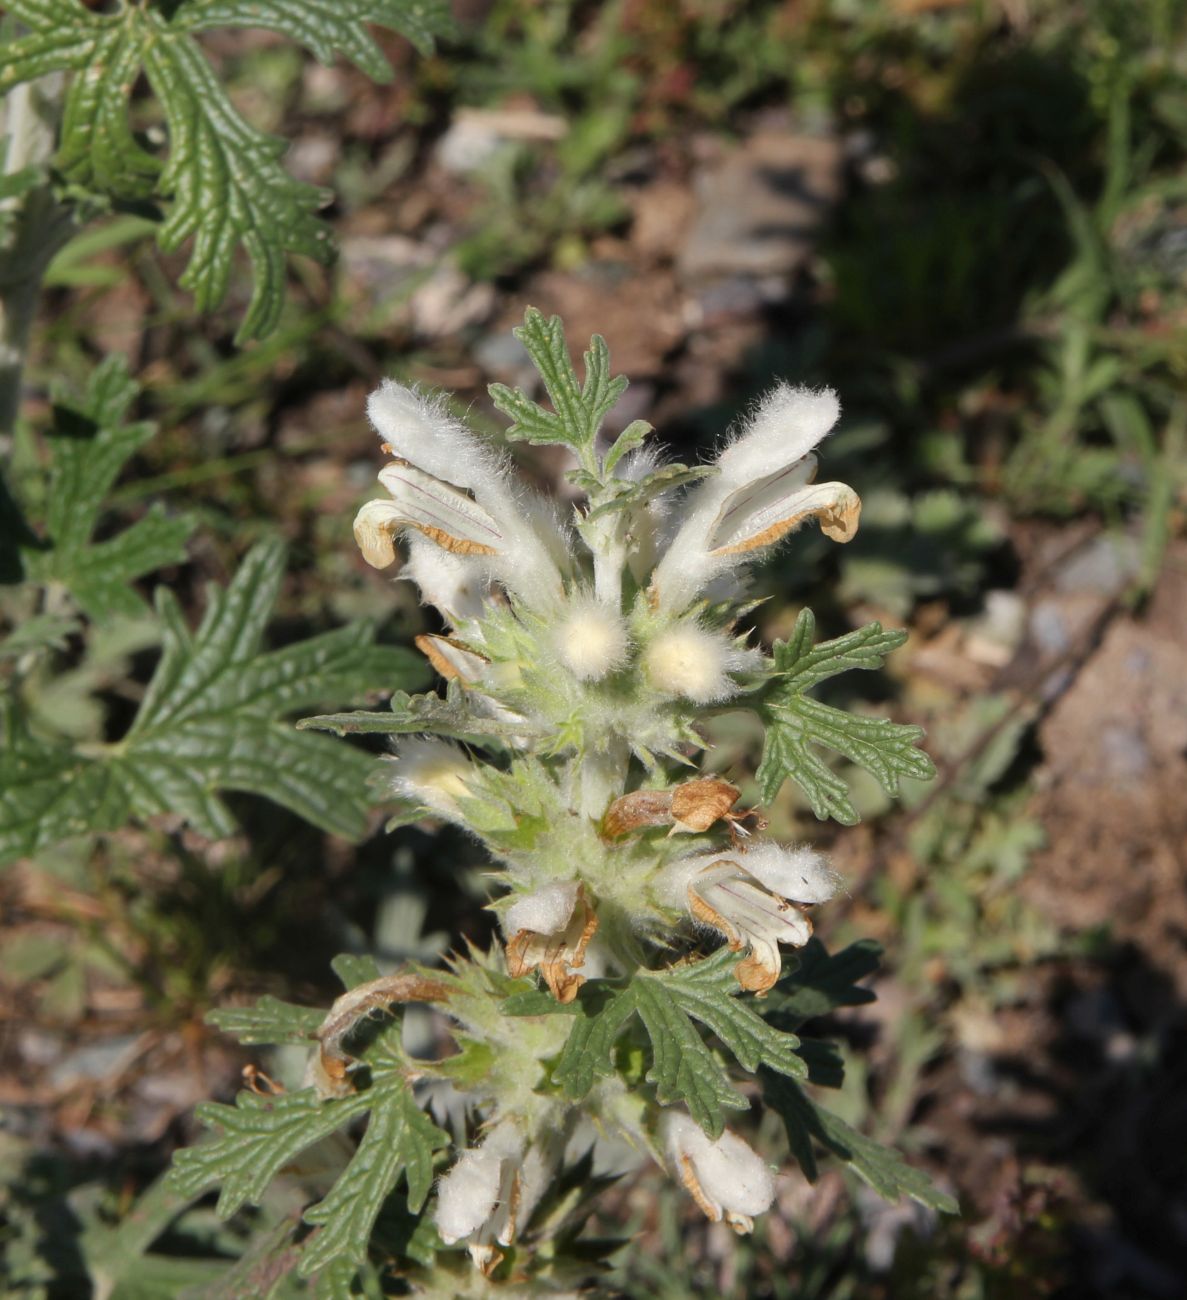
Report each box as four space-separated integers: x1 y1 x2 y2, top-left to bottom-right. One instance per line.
434 1145 504 1246
387 737 477 819
353 380 569 615
657 844 841 993
642 623 761 703
650 384 861 613
662 1112 775 1233
554 598 631 681
434 1123 557 1269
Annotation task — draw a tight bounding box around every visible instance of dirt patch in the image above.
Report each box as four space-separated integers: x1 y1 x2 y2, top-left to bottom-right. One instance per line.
1025 543 1187 996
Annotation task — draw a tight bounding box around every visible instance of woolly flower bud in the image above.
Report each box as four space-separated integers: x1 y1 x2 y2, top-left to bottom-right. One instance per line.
387 738 476 818
434 1146 505 1245
504 881 580 937
358 379 569 614
643 624 759 703
663 1112 775 1233
554 599 630 681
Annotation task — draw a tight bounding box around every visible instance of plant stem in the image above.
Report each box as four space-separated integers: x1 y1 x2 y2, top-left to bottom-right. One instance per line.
85 1168 204 1300
0 73 71 440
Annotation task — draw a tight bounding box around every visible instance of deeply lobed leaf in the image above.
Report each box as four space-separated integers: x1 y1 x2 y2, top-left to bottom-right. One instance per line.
762 1072 958 1214
168 1087 374 1216
772 609 908 691
0 0 452 339
23 356 194 620
489 307 628 456
0 540 427 865
765 939 881 1028
300 1088 447 1275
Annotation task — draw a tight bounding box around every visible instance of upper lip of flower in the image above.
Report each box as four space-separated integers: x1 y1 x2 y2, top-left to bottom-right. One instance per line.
648 383 861 612
353 380 571 613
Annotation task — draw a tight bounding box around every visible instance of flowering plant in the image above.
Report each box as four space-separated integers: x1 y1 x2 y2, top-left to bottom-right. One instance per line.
170 309 952 1293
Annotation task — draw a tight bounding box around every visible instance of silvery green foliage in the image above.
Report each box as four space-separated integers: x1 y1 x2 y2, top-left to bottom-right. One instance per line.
0 0 453 340
175 312 950 1294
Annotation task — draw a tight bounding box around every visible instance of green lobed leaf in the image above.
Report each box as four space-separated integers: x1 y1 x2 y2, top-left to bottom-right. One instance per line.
489 308 628 456
756 610 934 823
168 1087 374 1215
761 1073 958 1214
207 995 325 1046
771 609 908 692
0 0 451 340
142 33 333 340
551 954 806 1138
300 1087 448 1275
657 950 808 1080
173 976 444 1277
0 539 427 865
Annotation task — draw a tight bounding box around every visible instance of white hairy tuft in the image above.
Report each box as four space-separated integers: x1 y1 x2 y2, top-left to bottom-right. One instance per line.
643 624 759 703
737 842 842 904
555 600 631 681
716 383 840 488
